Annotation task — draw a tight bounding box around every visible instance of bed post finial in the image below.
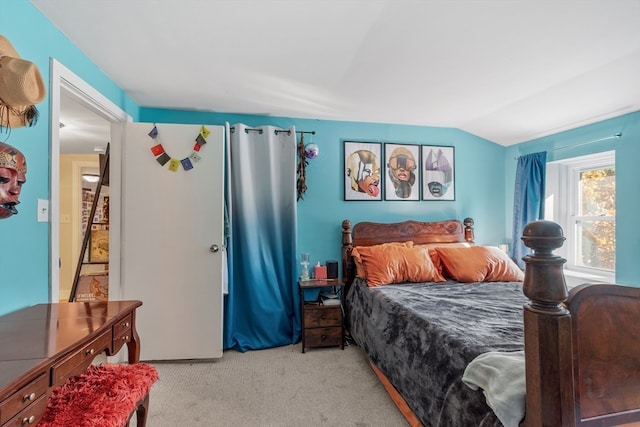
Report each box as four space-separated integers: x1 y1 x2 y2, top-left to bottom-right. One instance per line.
463 217 474 243
521 220 568 314
520 220 574 427
341 220 354 286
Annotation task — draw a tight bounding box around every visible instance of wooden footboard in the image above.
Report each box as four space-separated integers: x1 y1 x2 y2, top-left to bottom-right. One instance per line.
521 220 640 427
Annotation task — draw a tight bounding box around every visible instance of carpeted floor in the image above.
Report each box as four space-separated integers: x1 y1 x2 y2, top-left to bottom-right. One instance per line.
141 343 408 426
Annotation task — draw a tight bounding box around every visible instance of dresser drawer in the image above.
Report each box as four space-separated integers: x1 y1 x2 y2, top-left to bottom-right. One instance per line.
304 327 342 348
51 330 112 385
112 313 133 354
0 373 47 425
2 394 47 427
304 305 341 327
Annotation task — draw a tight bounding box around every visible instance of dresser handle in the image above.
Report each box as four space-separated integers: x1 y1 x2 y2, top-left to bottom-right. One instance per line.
85 348 95 356
123 322 130 327
122 336 129 341
22 392 36 402
22 415 35 424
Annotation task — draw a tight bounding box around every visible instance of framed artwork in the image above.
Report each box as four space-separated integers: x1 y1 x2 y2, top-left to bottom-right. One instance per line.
384 143 420 201
422 145 455 201
89 229 109 262
75 272 109 302
344 141 382 201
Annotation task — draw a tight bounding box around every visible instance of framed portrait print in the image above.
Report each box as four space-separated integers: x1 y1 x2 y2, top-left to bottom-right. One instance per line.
422 145 455 201
344 141 382 201
384 143 420 201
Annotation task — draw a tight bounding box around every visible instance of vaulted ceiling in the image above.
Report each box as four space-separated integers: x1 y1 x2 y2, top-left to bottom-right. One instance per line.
32 0 640 148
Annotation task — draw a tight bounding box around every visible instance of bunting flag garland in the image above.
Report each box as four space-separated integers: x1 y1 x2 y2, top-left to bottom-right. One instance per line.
147 125 209 172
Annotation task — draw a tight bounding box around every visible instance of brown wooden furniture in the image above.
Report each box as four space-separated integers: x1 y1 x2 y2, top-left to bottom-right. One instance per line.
0 300 141 427
299 279 345 353
341 218 640 427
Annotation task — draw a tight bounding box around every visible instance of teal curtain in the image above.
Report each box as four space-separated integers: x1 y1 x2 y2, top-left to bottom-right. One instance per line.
512 152 546 269
223 123 300 351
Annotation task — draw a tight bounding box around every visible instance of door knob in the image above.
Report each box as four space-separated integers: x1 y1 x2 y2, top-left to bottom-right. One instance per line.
210 244 219 253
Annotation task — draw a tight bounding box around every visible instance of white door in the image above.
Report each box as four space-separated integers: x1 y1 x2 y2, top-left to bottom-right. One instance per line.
114 122 224 361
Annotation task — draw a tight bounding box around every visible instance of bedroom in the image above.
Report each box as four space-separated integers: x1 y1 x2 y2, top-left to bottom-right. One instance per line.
1 1 639 425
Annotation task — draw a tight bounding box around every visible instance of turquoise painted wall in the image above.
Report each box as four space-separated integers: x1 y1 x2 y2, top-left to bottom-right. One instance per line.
0 1 139 315
505 111 640 285
140 108 507 271
1 1 637 316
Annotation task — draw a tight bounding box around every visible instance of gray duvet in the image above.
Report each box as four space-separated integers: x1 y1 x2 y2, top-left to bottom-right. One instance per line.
345 278 527 427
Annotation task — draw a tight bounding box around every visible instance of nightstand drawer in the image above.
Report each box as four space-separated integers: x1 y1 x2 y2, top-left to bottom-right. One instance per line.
304 327 342 348
304 306 341 327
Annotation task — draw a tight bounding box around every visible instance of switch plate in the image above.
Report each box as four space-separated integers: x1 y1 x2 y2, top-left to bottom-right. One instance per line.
37 199 49 222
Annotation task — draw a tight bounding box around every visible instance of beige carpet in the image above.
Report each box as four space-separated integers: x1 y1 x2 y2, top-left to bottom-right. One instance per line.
143 343 408 426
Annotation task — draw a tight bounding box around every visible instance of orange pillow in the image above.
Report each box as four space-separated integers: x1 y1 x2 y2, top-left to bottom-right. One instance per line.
415 242 472 277
353 244 445 286
402 246 447 284
351 241 413 278
432 246 524 283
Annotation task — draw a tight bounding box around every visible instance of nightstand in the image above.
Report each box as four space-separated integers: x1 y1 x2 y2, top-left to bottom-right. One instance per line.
299 278 345 353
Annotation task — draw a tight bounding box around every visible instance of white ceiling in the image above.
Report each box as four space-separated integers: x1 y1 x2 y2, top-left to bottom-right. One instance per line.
32 0 640 149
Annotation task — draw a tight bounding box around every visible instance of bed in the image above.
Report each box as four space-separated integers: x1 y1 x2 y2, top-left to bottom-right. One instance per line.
340 218 640 427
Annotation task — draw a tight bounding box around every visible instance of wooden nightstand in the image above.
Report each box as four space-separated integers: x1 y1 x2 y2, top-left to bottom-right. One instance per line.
299 279 345 353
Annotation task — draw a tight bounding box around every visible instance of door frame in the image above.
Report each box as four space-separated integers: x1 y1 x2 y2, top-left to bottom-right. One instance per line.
49 59 131 302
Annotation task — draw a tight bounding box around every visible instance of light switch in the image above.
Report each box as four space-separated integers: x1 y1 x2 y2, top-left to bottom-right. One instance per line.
37 199 49 222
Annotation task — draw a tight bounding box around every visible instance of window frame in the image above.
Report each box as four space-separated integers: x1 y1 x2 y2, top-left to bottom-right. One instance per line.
547 150 615 279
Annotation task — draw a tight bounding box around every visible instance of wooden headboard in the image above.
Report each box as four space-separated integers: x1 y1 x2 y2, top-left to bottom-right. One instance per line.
340 217 474 288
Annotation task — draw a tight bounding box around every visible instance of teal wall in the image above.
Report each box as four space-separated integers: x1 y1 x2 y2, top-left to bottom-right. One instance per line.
505 111 640 286
1 1 637 315
140 108 507 271
0 1 139 314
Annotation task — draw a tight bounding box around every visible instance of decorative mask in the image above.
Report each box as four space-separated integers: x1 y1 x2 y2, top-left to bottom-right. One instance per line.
0 141 27 219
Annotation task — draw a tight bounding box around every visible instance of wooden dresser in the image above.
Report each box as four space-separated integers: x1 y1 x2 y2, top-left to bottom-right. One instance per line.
0 300 142 426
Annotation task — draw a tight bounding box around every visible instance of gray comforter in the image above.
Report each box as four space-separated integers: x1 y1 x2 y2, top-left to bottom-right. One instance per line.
345 278 527 427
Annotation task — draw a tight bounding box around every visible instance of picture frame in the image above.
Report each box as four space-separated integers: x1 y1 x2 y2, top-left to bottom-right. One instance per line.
89 229 109 262
422 145 455 201
344 141 382 201
75 272 109 302
384 143 420 201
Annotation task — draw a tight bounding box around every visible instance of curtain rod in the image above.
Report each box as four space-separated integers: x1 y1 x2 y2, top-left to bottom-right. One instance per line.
229 126 263 134
229 127 316 135
515 132 622 160
274 130 316 136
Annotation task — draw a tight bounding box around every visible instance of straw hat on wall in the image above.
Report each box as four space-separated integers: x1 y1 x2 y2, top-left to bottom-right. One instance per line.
0 35 46 129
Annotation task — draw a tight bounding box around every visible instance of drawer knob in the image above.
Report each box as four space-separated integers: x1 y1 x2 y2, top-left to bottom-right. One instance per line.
321 335 327 339
123 322 130 327
86 348 95 356
122 335 129 341
22 392 36 402
22 415 35 424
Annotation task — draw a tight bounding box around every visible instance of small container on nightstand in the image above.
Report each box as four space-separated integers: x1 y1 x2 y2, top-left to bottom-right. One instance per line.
298 278 345 353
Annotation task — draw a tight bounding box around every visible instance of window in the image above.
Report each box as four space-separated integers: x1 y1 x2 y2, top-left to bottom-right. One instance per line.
546 151 615 276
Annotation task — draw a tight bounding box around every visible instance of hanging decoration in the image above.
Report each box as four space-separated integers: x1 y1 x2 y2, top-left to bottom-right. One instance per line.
295 131 319 201
296 133 308 201
147 124 210 172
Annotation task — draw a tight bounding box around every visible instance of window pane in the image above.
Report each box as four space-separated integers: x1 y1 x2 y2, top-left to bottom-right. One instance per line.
579 168 615 216
575 219 615 270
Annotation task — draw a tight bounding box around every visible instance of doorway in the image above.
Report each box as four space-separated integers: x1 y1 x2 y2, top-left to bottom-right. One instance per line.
49 59 131 302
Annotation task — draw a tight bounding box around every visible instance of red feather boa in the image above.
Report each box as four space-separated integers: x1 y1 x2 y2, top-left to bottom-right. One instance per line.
39 363 159 427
